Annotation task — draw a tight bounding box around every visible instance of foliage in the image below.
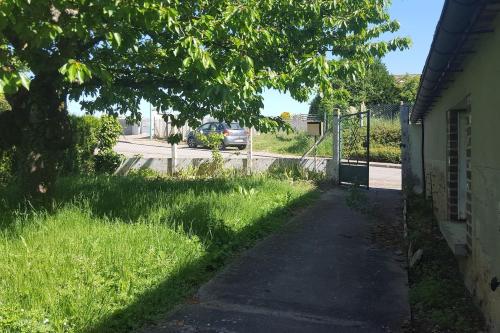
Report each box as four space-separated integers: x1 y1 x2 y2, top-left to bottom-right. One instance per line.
96 116 122 152
309 89 349 118
310 60 420 112
267 163 325 182
195 131 225 176
370 118 401 147
166 133 183 145
407 196 485 332
94 150 123 175
0 1 409 125
0 93 10 111
93 116 123 174
61 115 122 175
369 146 401 164
279 112 291 121
61 115 100 174
0 0 409 195
0 149 14 185
0 174 317 332
253 118 402 164
350 58 398 105
310 59 399 112
396 74 420 104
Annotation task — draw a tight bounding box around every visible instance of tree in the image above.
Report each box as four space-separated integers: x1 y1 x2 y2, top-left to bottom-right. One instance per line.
310 58 403 112
0 0 409 196
280 112 291 121
396 74 420 104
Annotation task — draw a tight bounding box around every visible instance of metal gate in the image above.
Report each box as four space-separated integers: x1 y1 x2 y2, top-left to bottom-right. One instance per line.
339 111 370 188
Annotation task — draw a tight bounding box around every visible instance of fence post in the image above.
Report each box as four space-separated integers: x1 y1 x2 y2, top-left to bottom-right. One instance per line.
332 109 341 184
171 126 177 175
400 102 410 192
247 127 253 175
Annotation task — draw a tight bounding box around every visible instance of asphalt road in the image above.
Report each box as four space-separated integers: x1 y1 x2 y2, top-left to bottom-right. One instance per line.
115 135 402 190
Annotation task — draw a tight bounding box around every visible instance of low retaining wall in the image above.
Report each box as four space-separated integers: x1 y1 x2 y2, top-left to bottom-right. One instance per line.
116 157 334 176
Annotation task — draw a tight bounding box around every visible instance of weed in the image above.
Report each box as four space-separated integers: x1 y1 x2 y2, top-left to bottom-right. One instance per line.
407 195 485 333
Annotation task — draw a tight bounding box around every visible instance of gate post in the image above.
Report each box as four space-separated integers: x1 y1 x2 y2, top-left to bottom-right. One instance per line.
170 126 178 176
247 127 253 175
400 102 410 192
332 109 341 185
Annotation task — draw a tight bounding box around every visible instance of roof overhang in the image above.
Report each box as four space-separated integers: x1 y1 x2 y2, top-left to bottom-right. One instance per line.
411 0 500 123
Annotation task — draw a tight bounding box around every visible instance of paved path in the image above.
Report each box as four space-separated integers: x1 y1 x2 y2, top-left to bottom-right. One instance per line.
141 188 409 333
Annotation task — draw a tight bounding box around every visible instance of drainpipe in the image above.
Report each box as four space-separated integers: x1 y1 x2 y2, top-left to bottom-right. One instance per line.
421 120 426 196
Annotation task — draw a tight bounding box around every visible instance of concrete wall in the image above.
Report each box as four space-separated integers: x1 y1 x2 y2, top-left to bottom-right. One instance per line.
408 124 423 194
116 156 333 176
421 16 500 331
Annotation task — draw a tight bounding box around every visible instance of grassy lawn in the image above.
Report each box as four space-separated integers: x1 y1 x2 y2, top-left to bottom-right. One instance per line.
0 174 318 332
253 129 401 164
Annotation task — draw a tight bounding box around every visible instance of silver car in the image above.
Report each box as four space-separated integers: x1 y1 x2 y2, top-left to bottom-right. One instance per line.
187 122 248 150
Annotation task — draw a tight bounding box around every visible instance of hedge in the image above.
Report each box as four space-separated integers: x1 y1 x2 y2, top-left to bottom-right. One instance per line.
0 115 123 184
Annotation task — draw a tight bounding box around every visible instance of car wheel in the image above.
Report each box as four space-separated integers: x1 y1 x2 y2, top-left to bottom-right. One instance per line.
218 141 226 151
238 145 247 151
187 137 197 148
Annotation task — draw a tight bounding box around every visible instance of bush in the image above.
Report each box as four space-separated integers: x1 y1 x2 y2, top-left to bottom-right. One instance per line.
97 116 122 152
62 115 123 175
370 119 401 147
62 115 100 174
94 150 123 174
370 146 401 164
93 116 123 174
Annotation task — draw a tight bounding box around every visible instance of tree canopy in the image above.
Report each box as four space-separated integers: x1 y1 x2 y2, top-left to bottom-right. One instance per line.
309 60 420 116
1 1 409 124
0 0 409 195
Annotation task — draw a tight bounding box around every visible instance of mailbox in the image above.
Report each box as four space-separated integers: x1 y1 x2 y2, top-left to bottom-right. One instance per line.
307 121 323 136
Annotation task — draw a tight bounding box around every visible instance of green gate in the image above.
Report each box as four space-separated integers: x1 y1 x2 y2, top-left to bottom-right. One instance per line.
339 111 370 188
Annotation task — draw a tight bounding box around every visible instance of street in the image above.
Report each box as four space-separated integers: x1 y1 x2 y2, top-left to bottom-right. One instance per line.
115 135 402 190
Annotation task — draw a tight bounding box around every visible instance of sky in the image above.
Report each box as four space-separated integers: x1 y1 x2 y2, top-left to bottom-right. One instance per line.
69 0 445 118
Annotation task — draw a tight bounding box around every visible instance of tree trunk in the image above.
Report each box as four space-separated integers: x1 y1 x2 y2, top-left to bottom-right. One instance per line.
4 75 71 198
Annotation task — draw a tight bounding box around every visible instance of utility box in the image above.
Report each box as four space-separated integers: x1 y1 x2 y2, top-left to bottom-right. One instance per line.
307 121 323 136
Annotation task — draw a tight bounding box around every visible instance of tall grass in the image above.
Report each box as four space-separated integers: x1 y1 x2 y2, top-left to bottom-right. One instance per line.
0 174 317 332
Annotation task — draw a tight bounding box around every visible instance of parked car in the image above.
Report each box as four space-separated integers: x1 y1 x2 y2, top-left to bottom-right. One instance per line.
187 122 248 150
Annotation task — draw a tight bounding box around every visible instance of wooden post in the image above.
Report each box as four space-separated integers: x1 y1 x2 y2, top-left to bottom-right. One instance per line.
332 109 340 184
400 102 410 193
247 127 253 174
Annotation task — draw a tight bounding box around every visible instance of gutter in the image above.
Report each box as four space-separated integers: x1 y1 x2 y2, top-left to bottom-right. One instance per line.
411 0 488 123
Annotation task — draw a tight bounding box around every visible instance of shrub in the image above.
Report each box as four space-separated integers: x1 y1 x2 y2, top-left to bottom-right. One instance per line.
61 115 100 174
97 116 122 152
195 132 225 177
370 119 401 147
94 150 123 174
370 146 401 164
62 115 123 175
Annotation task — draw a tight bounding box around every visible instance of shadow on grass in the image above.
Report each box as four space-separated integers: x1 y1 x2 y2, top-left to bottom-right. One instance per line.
0 175 319 332
0 175 248 230
81 182 318 333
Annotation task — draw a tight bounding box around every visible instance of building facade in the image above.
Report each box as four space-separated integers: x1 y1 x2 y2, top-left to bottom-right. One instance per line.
410 1 500 331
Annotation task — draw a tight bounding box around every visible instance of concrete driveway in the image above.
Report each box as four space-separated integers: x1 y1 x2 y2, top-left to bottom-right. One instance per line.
140 188 409 333
115 135 402 190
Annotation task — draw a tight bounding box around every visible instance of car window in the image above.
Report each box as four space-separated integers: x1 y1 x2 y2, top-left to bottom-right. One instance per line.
208 123 218 131
229 123 242 129
199 123 211 130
